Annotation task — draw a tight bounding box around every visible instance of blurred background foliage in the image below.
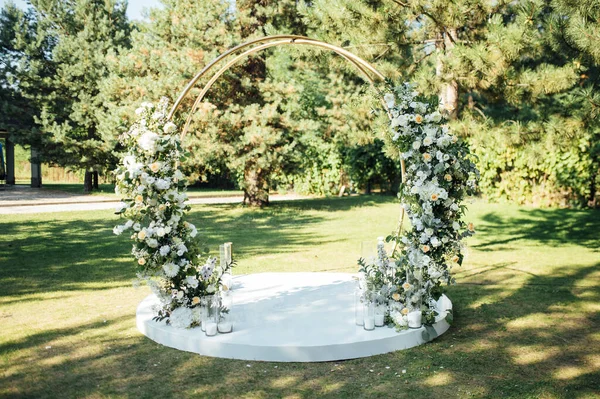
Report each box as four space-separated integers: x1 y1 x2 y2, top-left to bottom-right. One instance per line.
0 0 598 207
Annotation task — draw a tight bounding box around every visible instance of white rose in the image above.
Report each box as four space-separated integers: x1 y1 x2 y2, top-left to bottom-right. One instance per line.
412 141 421 150
452 221 460 231
163 122 177 133
206 284 216 294
146 238 159 248
159 245 170 256
137 131 159 152
155 178 170 191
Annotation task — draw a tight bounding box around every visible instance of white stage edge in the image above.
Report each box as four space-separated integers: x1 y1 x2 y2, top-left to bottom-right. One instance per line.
136 272 453 362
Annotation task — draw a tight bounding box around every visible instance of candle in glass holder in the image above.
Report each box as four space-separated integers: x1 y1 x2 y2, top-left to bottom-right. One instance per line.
407 310 422 328
363 302 375 331
205 322 218 336
218 321 233 333
364 316 375 330
354 287 364 326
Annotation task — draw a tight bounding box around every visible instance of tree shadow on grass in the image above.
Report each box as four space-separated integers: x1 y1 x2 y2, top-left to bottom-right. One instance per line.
1 200 344 299
2 263 599 398
474 207 600 251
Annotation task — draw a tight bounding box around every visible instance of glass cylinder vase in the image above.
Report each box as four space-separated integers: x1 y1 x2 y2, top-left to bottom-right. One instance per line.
218 291 233 334
363 301 375 331
374 304 386 327
202 295 218 336
354 286 364 326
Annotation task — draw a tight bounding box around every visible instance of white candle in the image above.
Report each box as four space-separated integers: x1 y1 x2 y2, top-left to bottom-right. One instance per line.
408 310 422 328
218 321 233 333
364 316 375 330
205 322 218 336
375 314 385 327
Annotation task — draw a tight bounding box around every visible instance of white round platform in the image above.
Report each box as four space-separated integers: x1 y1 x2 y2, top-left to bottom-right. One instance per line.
136 272 453 362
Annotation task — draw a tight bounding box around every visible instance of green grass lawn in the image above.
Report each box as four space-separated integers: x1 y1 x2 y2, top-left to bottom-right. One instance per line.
1 197 599 398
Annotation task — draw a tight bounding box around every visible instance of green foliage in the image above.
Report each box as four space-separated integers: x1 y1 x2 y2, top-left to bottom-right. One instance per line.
302 0 600 207
0 0 131 191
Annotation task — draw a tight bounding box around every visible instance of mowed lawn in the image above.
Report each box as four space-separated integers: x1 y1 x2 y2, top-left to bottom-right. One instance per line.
0 197 599 398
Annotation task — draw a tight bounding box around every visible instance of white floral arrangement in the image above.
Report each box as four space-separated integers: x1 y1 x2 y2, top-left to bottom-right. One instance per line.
113 98 232 328
359 83 479 329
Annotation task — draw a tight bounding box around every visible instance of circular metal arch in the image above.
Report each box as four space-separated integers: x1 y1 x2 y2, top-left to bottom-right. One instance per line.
167 35 387 137
168 35 406 251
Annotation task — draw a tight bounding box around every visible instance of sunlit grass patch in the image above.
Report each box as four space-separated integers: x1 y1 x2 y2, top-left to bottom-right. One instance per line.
1 197 599 398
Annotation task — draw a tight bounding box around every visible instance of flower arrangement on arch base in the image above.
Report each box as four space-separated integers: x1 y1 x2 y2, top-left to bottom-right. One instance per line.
358 82 479 331
113 98 234 329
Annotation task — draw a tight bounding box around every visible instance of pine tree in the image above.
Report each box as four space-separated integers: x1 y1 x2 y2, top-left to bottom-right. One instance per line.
302 0 597 206
0 0 131 192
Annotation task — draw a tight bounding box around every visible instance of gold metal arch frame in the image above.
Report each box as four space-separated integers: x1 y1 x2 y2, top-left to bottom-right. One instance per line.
168 35 406 252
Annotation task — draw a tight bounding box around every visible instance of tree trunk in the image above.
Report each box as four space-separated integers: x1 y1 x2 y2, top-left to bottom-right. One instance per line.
242 167 269 207
92 171 99 190
84 170 93 193
436 28 459 119
589 156 598 208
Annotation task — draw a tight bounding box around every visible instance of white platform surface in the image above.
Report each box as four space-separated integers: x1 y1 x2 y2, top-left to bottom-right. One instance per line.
136 272 453 362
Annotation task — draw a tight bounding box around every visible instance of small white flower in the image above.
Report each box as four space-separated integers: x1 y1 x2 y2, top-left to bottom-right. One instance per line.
159 245 170 256
185 275 199 289
452 221 460 231
163 122 177 133
146 238 159 248
162 262 179 278
412 141 421 150
384 93 395 108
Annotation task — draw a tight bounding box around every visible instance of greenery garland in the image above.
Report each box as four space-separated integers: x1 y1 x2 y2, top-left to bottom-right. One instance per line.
359 82 479 329
113 98 232 329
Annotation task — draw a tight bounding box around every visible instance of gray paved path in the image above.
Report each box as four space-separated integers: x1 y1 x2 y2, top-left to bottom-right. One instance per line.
0 185 308 215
